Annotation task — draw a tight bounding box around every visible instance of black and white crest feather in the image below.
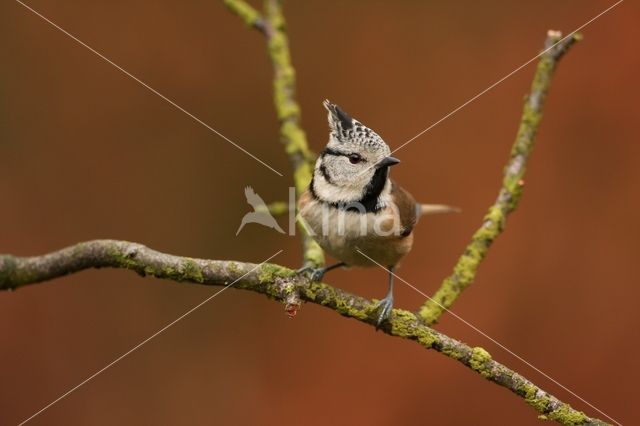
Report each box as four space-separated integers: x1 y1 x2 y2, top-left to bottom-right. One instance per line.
323 100 390 155
310 100 395 211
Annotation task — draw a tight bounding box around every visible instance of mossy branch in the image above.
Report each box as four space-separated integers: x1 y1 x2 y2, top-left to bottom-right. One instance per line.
418 31 582 325
223 0 267 33
255 200 290 216
0 239 608 426
225 0 323 268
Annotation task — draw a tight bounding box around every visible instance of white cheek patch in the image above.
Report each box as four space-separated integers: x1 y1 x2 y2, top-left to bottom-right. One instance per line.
313 171 364 203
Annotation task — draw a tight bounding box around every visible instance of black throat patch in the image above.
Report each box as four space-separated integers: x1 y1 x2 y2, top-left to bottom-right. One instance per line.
309 166 389 214
357 166 388 212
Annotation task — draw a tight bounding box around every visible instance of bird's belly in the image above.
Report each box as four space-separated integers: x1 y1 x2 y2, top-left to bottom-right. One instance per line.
323 233 412 267
299 200 413 267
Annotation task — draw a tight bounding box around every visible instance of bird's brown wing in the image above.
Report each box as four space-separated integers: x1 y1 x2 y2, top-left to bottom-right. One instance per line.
390 180 418 237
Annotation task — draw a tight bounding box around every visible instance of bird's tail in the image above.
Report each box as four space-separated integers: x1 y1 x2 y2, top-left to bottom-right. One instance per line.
418 204 461 216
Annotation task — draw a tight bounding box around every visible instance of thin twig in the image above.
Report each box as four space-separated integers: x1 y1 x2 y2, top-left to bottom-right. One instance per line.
5 5 603 423
225 0 323 268
0 240 608 426
223 0 268 33
418 30 582 325
256 200 290 216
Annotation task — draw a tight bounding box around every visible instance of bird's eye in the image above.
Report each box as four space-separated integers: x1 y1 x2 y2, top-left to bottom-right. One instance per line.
348 154 362 164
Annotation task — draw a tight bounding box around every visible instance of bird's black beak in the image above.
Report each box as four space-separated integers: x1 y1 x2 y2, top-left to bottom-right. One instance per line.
375 156 401 169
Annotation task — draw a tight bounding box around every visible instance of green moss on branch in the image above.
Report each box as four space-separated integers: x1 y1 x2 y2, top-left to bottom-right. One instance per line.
0 239 609 424
418 31 582 325
263 0 322 267
223 0 265 31
227 0 322 268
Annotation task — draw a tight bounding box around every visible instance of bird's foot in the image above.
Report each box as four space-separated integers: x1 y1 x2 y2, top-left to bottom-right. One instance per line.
296 266 326 282
375 295 394 329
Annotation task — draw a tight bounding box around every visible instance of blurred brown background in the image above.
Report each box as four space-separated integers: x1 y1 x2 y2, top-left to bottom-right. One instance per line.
1 1 638 425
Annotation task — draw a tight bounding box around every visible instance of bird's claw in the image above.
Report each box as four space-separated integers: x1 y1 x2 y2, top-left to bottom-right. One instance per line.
296 266 326 282
375 296 394 329
310 269 326 282
295 266 311 275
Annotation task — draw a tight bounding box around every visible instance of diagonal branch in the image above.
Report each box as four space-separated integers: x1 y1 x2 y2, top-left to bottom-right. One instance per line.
223 0 268 33
418 30 582 325
0 239 608 425
225 0 323 268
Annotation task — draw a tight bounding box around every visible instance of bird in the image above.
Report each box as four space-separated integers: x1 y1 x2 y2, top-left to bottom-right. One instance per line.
297 100 458 327
236 186 285 236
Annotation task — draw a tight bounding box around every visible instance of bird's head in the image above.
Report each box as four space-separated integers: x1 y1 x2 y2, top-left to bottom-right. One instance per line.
311 100 399 206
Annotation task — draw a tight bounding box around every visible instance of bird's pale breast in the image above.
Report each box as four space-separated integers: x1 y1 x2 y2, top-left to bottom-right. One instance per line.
298 190 414 267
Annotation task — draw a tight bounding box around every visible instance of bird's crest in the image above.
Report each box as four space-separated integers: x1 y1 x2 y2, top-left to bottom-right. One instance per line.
324 99 353 133
323 99 390 155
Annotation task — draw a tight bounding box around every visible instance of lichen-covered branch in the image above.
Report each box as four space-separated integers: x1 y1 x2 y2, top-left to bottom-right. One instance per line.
418 31 582 325
223 0 267 33
0 240 608 425
260 200 290 216
225 0 323 268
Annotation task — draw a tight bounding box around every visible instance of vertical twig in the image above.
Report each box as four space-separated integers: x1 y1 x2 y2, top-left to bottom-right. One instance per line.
418 31 582 325
225 0 323 268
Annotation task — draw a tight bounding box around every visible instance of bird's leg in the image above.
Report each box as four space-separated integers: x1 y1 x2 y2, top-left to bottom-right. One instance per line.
297 262 346 282
376 266 395 329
